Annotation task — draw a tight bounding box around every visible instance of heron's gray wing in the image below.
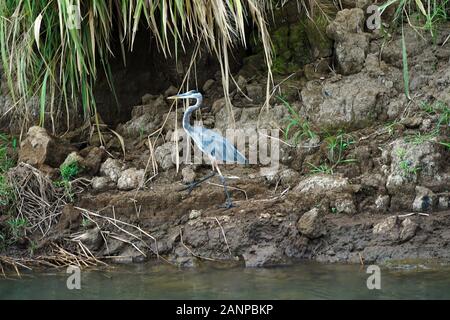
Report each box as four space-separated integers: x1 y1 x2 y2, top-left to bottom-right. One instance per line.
190 127 247 164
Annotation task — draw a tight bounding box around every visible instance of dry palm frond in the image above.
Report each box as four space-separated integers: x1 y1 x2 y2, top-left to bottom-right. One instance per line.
0 0 273 132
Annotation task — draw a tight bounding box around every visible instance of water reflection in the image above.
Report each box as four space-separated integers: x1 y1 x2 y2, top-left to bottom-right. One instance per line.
0 263 449 299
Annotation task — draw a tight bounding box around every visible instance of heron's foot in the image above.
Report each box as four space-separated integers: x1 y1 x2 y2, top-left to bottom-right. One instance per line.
178 181 200 195
218 200 236 210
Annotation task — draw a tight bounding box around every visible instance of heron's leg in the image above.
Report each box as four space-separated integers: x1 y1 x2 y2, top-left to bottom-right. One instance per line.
215 163 235 209
179 171 216 194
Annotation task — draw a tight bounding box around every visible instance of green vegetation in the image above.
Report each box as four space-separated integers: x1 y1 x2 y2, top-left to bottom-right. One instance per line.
380 1 450 99
307 163 334 175
421 100 450 128
324 131 356 167
407 131 438 145
439 141 450 150
0 133 16 210
278 95 317 145
396 147 421 176
55 160 80 201
0 0 272 130
6 217 28 242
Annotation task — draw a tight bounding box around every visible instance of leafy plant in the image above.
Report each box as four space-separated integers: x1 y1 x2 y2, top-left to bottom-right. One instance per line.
6 217 28 242
324 131 356 168
278 95 317 145
60 161 80 181
307 162 334 175
56 160 80 201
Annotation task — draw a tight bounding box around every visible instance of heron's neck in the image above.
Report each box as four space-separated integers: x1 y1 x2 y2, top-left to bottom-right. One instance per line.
182 97 202 132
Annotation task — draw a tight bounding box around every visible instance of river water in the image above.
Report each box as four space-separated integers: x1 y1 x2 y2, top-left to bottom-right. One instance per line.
1 262 449 299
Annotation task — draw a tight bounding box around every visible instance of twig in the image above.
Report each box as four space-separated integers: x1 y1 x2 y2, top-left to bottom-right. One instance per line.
214 217 232 257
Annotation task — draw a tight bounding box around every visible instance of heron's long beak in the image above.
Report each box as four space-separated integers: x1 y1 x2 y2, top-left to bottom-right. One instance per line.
167 95 179 100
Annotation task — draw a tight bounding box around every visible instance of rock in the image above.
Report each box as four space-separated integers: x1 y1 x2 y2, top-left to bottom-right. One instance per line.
100 158 123 182
117 168 145 191
164 85 178 97
386 138 443 196
237 75 247 88
326 8 369 75
211 98 226 114
19 126 76 168
297 208 323 239
438 196 449 210
259 166 279 183
373 216 397 235
375 195 391 212
182 166 196 184
61 152 83 169
155 142 175 170
412 186 435 212
334 194 356 215
202 79 215 92
56 204 81 232
91 176 115 192
189 210 202 220
246 83 263 102
79 146 105 175
399 218 418 242
242 244 283 267
111 246 146 264
74 227 103 251
300 72 391 130
294 174 349 194
119 95 168 137
278 169 300 187
141 93 157 105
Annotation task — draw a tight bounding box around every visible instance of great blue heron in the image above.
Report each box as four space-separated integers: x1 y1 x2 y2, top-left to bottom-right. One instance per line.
168 90 247 208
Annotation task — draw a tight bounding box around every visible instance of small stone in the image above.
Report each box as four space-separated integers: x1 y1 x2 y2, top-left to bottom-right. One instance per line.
164 85 178 97
260 213 271 219
237 75 247 88
438 196 449 210
412 186 435 212
79 146 105 175
375 195 390 212
141 93 157 105
335 195 356 215
373 216 397 235
211 98 226 114
259 166 279 183
92 176 114 191
155 142 175 171
18 126 76 169
182 166 196 184
74 227 103 251
297 208 323 239
61 152 83 169
189 210 202 220
202 79 215 92
100 158 123 182
117 168 145 191
399 218 418 242
246 84 263 102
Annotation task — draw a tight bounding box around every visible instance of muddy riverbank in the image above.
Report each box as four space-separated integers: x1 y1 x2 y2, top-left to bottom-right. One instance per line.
1 4 449 270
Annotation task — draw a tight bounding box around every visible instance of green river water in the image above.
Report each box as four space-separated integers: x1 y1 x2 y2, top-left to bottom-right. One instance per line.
1 262 449 299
